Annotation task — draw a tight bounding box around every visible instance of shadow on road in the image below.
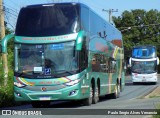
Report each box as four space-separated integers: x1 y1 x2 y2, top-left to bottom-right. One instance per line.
49 95 114 108
125 82 157 86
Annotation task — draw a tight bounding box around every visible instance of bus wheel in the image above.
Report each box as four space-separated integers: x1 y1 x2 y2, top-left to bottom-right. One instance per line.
92 87 99 104
83 85 93 106
113 83 120 99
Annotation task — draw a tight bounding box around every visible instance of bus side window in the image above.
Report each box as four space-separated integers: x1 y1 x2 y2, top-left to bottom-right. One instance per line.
80 6 89 31
103 31 107 38
79 38 88 71
91 54 100 72
107 58 116 73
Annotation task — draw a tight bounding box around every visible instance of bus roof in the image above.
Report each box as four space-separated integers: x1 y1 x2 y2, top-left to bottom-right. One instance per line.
133 45 156 49
23 2 119 31
24 2 78 8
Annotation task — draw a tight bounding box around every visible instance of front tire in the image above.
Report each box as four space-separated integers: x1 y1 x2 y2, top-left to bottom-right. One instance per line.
92 87 99 104
83 85 93 106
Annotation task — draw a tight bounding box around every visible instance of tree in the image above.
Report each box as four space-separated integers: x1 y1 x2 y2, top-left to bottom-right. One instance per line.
113 9 160 57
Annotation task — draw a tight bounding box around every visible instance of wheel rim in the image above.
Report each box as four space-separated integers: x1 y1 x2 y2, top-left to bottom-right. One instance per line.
95 87 99 100
117 84 120 93
90 86 93 99
116 83 120 98
115 85 118 97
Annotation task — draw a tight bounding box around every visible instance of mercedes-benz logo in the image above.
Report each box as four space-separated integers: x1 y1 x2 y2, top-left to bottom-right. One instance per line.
41 87 47 91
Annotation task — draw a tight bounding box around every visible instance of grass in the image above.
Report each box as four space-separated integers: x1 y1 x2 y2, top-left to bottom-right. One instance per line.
153 104 160 118
143 87 160 99
0 66 15 108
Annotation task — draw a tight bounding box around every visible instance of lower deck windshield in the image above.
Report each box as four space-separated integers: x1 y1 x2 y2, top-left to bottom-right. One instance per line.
131 60 157 74
14 41 78 78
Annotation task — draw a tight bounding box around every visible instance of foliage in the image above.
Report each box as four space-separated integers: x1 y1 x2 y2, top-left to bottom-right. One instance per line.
0 27 15 107
113 9 160 58
153 104 160 118
0 70 14 107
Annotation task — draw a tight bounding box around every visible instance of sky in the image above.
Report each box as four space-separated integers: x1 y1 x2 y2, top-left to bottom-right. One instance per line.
4 0 160 30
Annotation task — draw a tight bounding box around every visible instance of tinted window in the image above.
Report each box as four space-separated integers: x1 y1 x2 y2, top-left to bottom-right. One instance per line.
15 4 80 37
14 41 78 78
80 6 89 31
132 61 157 74
132 47 156 58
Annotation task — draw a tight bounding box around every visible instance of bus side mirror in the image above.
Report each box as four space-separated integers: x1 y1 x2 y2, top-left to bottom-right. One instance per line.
124 62 127 70
129 57 132 66
157 57 159 65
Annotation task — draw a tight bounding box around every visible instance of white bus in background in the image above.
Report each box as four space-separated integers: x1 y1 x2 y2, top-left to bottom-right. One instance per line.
129 46 159 84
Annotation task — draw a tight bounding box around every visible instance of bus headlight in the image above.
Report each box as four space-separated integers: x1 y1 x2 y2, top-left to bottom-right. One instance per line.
14 82 26 88
65 79 81 86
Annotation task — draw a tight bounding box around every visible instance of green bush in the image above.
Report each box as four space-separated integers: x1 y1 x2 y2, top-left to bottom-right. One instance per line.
0 39 15 108
0 57 15 108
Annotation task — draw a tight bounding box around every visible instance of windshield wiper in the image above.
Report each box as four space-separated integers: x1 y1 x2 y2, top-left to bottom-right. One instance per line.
64 71 74 75
16 70 33 77
56 70 74 75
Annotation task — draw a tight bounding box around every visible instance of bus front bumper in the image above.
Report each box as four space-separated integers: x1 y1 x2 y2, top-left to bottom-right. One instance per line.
132 73 158 83
14 84 88 102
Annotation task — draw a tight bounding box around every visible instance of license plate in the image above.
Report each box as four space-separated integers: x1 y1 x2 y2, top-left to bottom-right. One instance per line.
39 97 51 100
142 78 146 82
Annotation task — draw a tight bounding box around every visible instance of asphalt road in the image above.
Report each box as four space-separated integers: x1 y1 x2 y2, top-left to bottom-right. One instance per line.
2 75 160 118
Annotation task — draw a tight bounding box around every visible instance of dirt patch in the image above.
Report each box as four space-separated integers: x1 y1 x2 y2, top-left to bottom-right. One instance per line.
144 86 160 98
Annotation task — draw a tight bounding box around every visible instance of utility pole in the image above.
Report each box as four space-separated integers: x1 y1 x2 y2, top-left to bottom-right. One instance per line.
102 9 118 23
0 0 5 39
0 0 8 86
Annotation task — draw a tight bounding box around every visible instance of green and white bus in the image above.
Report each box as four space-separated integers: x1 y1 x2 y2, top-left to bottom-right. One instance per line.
1 2 125 107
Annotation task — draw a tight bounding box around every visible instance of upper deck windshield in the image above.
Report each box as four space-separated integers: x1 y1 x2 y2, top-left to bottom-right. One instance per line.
15 3 80 37
131 61 157 74
132 47 156 59
14 41 78 78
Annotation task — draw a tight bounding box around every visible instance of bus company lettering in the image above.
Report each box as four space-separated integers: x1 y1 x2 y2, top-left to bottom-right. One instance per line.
39 81 52 85
39 81 61 85
22 36 68 41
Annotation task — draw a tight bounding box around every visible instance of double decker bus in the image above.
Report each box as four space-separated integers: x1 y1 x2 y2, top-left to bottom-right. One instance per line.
129 46 159 84
1 2 125 107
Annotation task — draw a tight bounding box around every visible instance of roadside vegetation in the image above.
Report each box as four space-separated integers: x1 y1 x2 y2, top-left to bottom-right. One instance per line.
0 28 15 107
153 104 160 118
143 87 160 99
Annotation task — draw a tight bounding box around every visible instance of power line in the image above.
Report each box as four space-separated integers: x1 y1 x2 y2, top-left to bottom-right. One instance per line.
5 6 18 14
5 10 18 18
120 23 160 32
5 11 15 30
3 3 19 12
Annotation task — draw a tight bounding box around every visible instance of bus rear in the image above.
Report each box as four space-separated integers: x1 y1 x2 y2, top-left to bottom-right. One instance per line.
130 46 159 84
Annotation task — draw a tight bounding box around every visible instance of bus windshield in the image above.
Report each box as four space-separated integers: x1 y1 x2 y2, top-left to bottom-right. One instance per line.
15 4 80 37
14 41 78 78
131 61 156 74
